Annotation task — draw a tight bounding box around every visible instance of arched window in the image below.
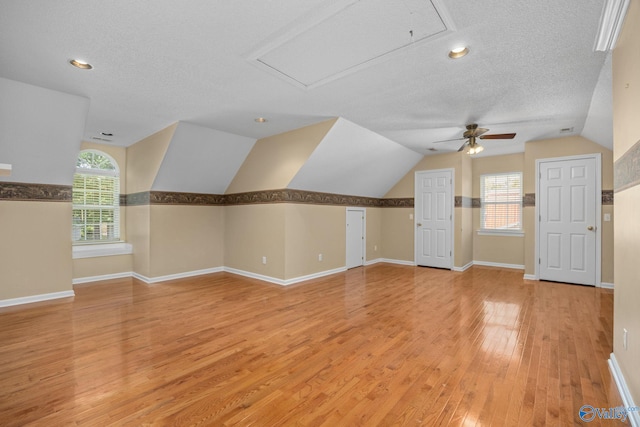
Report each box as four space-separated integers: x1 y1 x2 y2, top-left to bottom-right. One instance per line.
72 150 120 242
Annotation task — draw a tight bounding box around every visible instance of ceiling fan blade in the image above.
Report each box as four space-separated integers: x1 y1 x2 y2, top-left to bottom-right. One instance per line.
432 137 466 144
479 133 516 140
457 142 467 152
432 138 467 144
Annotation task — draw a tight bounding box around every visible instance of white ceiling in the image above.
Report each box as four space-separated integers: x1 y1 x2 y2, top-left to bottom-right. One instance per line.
0 0 612 157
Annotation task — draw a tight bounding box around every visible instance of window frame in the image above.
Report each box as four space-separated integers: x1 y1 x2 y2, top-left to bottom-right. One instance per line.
72 150 121 245
479 172 523 236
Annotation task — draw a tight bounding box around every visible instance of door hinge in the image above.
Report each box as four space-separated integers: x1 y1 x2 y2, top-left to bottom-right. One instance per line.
539 215 541 222
539 258 541 264
450 251 452 256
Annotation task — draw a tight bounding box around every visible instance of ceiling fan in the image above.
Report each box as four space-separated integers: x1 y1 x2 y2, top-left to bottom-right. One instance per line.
434 124 516 154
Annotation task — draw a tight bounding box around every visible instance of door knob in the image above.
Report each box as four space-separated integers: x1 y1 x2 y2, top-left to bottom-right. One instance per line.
587 225 594 231
417 223 422 227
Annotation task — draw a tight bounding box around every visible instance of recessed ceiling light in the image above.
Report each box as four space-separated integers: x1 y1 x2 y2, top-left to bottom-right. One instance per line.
69 59 93 70
254 117 268 123
448 46 469 59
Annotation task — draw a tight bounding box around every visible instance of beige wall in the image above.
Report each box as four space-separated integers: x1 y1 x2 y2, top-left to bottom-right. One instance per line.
612 0 640 404
72 255 132 279
366 207 382 261
0 201 73 299
472 154 525 266
385 151 464 198
127 205 151 278
148 205 224 278
381 207 414 262
224 204 286 279
126 124 176 194
284 204 346 279
523 136 614 280
226 119 336 194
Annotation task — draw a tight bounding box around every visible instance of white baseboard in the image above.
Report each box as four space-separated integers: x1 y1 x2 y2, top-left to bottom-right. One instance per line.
609 353 640 427
364 258 384 266
523 274 538 281
133 267 224 284
473 260 524 270
0 290 75 308
600 282 615 289
223 266 347 286
379 258 415 266
73 272 133 285
452 261 473 272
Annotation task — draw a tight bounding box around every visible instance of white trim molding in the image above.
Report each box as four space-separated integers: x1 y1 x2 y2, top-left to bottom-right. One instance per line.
364 258 384 266
72 242 133 259
73 272 133 285
473 261 525 270
380 258 415 266
452 261 473 272
608 353 640 427
223 266 347 286
133 267 224 284
600 282 615 289
523 274 538 281
0 290 75 308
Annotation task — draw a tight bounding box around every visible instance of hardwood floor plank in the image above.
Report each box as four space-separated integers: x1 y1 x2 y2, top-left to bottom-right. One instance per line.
0 265 620 426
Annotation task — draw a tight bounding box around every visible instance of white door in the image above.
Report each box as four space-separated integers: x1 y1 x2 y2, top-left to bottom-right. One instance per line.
539 156 598 285
415 170 453 269
346 208 365 269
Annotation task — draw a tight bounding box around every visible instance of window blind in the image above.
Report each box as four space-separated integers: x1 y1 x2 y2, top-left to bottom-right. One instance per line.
480 172 522 230
72 151 120 242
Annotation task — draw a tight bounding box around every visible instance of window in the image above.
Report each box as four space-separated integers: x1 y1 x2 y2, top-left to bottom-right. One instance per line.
72 150 120 243
480 172 522 232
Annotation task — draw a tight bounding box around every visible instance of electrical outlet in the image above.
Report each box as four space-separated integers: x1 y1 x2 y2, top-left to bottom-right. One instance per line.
318 253 323 262
623 328 628 350
262 256 267 265
374 245 377 251
604 213 611 222
409 213 414 220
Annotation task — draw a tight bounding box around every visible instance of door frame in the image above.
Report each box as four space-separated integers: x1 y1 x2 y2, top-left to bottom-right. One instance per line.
346 207 366 268
534 153 602 286
414 168 455 269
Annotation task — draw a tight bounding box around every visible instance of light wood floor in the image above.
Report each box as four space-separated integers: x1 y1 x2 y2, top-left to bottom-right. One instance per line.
0 265 623 426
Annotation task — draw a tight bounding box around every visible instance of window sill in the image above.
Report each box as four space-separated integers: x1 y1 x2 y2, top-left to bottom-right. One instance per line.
477 230 524 237
72 242 133 259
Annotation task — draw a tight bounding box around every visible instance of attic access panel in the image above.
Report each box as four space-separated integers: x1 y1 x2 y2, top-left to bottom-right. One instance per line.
248 0 455 89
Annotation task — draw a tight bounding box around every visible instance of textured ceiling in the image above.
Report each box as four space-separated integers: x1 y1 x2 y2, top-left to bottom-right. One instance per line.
0 0 612 157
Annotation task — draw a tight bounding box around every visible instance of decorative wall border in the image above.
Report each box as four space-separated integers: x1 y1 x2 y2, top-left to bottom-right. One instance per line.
2 184 615 209
122 189 414 208
614 138 640 192
522 191 613 207
0 182 71 202
454 196 474 208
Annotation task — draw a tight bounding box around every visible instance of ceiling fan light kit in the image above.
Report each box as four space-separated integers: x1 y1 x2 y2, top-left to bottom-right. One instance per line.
433 123 516 155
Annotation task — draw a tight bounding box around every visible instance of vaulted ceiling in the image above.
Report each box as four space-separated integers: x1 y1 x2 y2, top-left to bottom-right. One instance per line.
0 0 613 159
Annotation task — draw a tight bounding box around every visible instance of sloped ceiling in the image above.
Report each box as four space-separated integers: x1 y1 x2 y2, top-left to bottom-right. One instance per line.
0 78 89 186
0 0 614 158
288 118 423 198
582 52 613 150
152 122 256 194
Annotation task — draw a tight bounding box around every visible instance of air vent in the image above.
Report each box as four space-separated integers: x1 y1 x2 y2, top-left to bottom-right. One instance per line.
91 136 113 142
560 127 574 134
